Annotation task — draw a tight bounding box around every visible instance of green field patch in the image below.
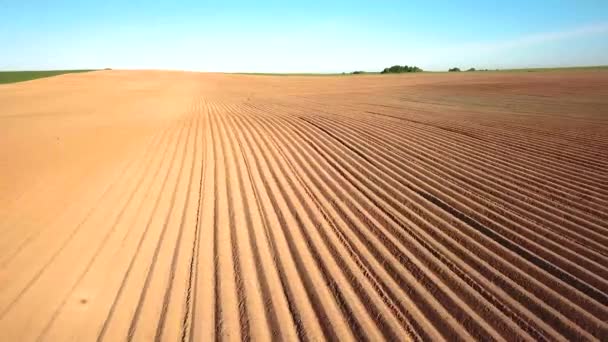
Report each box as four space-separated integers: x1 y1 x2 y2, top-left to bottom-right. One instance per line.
0 70 96 84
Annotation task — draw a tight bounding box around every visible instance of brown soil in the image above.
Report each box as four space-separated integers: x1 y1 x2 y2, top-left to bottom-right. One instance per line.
1 70 607 341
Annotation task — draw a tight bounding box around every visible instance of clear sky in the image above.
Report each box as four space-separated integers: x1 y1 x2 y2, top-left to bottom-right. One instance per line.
1 0 607 72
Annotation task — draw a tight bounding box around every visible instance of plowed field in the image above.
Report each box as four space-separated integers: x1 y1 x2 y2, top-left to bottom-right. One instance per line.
1 70 607 341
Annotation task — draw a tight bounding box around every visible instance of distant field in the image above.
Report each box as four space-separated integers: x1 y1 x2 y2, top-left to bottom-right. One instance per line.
236 65 608 76
499 65 608 72
234 72 381 76
0 70 95 84
1 70 607 341
432 65 608 74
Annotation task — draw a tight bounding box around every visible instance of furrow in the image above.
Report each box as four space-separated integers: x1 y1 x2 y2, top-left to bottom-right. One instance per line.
306 111 608 264
155 106 203 341
96 111 192 342
182 98 208 342
214 102 252 341
241 103 600 340
291 98 608 199
270 101 608 258
282 113 608 340
241 103 496 340
224 102 398 341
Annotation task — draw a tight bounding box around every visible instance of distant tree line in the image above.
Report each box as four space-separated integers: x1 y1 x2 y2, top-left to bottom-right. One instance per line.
381 65 423 74
345 65 499 75
450 67 494 72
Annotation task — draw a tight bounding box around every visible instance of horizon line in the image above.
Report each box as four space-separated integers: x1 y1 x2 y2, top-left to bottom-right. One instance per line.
2 64 608 74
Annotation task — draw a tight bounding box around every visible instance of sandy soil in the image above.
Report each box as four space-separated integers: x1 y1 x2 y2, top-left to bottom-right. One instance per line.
1 70 607 341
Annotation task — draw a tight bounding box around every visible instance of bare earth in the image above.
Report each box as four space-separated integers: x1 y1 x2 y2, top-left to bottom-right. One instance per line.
1 70 607 341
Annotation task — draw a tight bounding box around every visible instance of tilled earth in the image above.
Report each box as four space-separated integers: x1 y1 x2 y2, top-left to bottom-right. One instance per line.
1 70 607 341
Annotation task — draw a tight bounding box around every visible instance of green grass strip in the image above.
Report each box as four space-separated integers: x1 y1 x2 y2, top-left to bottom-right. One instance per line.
0 70 96 84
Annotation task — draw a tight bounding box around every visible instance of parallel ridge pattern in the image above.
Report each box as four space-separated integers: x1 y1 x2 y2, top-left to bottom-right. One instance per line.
1 73 607 341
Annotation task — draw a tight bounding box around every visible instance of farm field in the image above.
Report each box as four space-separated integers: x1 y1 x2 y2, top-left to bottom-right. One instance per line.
0 70 95 84
1 70 607 341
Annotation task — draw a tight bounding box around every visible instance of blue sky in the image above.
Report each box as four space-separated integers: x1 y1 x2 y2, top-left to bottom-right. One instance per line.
1 0 607 72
